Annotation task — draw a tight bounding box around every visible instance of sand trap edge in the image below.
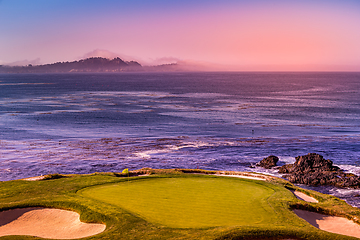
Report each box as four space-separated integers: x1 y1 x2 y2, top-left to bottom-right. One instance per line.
0 207 106 239
294 209 360 238
292 190 318 203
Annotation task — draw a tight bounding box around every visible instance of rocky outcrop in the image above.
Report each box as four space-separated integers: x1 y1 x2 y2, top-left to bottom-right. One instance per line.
256 155 279 169
279 153 360 188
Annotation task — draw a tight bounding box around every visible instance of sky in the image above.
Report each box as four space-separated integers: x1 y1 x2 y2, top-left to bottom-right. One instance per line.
1 0 360 71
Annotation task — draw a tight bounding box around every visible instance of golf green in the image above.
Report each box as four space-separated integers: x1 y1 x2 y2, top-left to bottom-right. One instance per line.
80 176 278 228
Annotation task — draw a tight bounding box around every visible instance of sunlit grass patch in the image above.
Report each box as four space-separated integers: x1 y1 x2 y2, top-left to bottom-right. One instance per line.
80 176 279 228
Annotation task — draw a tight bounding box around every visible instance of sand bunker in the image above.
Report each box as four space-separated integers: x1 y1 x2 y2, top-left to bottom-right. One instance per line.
0 208 106 239
294 209 360 238
22 175 46 181
292 191 318 203
215 173 266 181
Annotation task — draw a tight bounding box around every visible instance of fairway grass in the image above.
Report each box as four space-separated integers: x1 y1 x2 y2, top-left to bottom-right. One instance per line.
2 170 360 239
80 177 277 228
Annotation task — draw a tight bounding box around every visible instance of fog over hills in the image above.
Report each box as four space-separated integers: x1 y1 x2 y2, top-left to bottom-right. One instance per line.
0 57 180 73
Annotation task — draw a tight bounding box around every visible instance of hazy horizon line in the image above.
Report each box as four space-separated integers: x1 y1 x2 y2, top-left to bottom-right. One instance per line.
2 55 360 72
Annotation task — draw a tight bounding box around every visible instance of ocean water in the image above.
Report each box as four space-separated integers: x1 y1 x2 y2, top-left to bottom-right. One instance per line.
1 72 360 206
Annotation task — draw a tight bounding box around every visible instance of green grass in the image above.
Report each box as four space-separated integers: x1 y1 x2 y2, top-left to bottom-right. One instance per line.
1 170 360 240
80 177 277 228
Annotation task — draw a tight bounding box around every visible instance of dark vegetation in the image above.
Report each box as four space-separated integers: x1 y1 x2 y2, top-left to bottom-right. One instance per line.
0 57 182 73
0 57 141 73
42 173 67 180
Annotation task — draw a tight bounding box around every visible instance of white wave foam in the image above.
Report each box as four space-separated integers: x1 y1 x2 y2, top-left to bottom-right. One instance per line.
330 187 360 196
132 141 214 159
278 156 295 164
133 150 166 159
176 141 213 149
338 164 360 175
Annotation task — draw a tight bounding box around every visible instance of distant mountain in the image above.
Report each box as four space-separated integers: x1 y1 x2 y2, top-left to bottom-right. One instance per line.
0 57 144 73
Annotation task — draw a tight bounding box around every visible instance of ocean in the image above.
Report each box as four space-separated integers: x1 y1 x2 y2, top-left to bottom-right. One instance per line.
1 72 360 206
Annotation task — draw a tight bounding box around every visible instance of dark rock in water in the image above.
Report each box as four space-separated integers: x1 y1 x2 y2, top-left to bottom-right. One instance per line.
257 155 279 169
278 153 339 173
279 153 360 188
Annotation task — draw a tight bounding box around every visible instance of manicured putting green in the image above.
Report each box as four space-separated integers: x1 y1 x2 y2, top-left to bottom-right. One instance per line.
80 177 277 228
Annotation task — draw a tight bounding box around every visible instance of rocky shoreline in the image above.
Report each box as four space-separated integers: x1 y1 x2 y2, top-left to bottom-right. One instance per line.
258 153 360 188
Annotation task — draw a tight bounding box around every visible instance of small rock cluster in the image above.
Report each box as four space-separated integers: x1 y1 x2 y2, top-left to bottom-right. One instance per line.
256 155 279 169
257 153 360 188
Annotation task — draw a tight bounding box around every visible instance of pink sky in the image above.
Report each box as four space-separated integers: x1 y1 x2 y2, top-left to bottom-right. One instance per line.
1 0 359 71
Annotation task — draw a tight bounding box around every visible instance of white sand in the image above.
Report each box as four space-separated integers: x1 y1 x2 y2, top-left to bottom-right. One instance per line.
0 208 106 239
22 176 45 181
294 209 360 238
293 190 319 203
215 173 267 181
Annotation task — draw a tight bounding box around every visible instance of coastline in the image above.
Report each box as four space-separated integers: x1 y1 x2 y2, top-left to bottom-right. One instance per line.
2 169 360 239
9 166 360 209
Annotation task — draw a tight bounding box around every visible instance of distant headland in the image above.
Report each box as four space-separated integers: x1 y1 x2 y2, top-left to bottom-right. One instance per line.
0 57 180 73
